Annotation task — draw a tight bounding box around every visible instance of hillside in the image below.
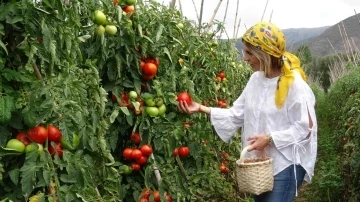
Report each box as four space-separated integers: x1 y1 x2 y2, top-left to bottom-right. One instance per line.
299 13 360 57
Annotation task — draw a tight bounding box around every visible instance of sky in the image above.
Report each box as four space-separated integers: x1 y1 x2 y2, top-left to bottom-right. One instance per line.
155 0 360 38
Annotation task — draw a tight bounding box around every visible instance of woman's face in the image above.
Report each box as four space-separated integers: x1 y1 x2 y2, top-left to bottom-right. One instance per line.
243 43 260 72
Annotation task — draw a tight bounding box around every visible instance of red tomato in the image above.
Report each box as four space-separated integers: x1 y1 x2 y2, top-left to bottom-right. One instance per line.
145 58 160 67
218 71 225 80
139 199 149 202
165 194 172 202
141 189 152 199
131 163 141 171
111 94 117 102
142 74 155 81
123 5 134 13
140 144 153 156
113 0 118 5
153 191 160 202
222 152 229 159
220 164 229 173
140 61 146 69
47 125 62 143
142 63 157 76
48 142 63 158
131 149 143 160
123 148 133 160
136 156 147 165
130 132 141 145
16 132 30 146
28 126 48 144
176 92 192 105
173 148 178 156
178 146 190 158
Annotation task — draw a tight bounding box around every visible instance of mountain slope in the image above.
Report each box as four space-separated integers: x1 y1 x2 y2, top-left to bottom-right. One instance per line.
300 13 360 57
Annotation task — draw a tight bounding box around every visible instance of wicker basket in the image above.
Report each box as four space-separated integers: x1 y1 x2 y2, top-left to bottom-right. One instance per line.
235 145 274 195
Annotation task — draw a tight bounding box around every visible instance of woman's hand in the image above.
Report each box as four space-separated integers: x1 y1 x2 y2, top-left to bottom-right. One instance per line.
247 134 270 151
178 100 201 114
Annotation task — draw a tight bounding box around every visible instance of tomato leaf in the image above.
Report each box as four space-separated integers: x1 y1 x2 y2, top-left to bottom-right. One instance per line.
9 168 20 185
116 6 123 25
0 40 8 55
120 107 130 116
0 146 23 157
155 24 164 42
163 47 172 64
110 109 119 123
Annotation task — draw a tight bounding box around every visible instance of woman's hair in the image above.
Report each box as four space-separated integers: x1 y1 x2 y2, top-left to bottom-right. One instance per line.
243 41 282 77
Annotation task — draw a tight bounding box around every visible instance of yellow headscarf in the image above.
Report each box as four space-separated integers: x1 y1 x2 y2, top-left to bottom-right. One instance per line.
242 22 307 108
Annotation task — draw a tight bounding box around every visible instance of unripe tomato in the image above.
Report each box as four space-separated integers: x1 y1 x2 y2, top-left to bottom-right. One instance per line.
48 125 62 143
176 92 192 105
48 142 63 158
157 104 166 116
28 126 48 144
177 23 184 29
129 91 138 100
6 139 25 152
16 132 30 146
25 143 44 153
94 10 107 25
123 148 133 160
126 0 136 5
95 25 105 35
145 107 159 117
140 144 153 156
105 25 117 36
131 149 143 160
178 146 190 158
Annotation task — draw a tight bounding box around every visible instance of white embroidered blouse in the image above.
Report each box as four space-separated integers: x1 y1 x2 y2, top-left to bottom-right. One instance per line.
210 71 317 183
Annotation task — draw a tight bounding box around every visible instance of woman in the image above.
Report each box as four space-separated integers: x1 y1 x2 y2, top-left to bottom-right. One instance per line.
178 22 317 202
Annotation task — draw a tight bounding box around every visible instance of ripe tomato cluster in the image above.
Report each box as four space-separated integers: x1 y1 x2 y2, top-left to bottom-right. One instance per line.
5 125 79 158
139 189 172 202
140 57 160 80
122 144 153 171
215 70 227 83
220 152 230 174
217 99 227 108
172 146 190 158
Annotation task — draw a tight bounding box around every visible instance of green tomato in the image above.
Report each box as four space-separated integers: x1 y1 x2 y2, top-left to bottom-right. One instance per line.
129 91 138 100
94 10 107 25
95 25 105 35
105 25 117 36
155 98 164 107
25 143 44 153
60 133 80 151
145 107 159 117
126 0 136 5
6 139 25 153
158 104 166 116
120 165 132 175
144 98 156 107
177 23 184 29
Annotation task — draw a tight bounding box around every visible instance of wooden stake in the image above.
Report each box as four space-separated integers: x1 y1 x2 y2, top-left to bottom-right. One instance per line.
261 0 269 21
178 0 183 16
170 0 176 8
191 0 200 23
233 0 240 38
235 18 242 39
219 0 230 38
207 0 223 29
269 9 274 22
198 0 205 34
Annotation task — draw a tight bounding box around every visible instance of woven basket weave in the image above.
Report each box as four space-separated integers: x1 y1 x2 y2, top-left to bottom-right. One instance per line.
235 145 274 195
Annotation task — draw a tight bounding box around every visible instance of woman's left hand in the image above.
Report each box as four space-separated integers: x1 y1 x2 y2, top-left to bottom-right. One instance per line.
247 134 270 151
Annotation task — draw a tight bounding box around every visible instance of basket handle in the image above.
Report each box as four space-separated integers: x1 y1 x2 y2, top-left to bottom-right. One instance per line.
239 145 267 163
